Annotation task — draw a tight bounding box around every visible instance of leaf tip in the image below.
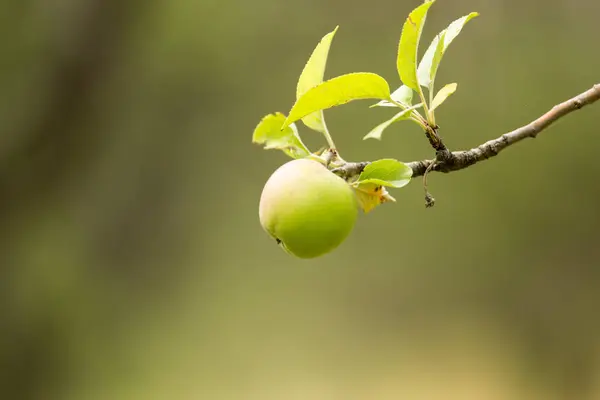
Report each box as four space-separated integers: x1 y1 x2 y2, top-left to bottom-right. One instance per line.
363 133 380 141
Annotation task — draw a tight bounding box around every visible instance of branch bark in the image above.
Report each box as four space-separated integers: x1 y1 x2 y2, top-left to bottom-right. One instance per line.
407 83 600 177
334 84 600 181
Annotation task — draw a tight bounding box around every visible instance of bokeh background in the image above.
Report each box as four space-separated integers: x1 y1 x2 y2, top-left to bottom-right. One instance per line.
1 0 599 399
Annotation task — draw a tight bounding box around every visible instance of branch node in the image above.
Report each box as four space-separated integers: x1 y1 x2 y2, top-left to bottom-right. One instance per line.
529 125 541 138
331 161 369 181
436 149 454 164
328 84 599 207
424 124 448 152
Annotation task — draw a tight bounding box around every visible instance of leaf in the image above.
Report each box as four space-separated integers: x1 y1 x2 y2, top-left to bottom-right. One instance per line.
428 30 446 89
416 31 445 88
445 12 479 47
430 83 457 111
363 103 423 140
296 26 339 133
417 12 479 88
282 72 391 129
356 159 413 188
371 85 414 108
353 183 396 213
351 159 413 212
397 0 436 91
252 112 310 159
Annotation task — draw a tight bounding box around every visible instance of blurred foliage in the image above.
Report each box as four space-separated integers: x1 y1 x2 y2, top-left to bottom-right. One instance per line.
1 1 599 399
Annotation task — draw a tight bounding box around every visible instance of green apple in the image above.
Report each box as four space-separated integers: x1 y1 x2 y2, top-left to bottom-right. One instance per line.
259 158 358 259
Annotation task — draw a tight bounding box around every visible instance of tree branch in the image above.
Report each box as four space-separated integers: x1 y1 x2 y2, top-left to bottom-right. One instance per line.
407 83 600 177
334 84 600 182
332 83 600 207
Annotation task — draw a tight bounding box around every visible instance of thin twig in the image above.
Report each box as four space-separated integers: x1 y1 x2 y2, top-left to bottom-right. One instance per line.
407 83 600 177
338 84 600 182
329 83 600 208
333 84 600 206
422 160 437 208
331 161 369 180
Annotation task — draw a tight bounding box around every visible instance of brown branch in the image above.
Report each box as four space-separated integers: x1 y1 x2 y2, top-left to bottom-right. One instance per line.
407 83 600 177
332 83 600 207
335 84 600 181
331 161 369 180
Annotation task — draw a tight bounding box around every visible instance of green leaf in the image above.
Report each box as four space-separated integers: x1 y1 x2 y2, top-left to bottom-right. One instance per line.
252 112 310 159
445 12 479 47
363 103 423 140
282 72 391 129
296 26 339 133
352 183 396 214
417 12 479 88
397 0 436 91
430 82 457 111
371 85 414 108
355 158 413 188
351 158 412 213
428 31 446 89
416 31 445 88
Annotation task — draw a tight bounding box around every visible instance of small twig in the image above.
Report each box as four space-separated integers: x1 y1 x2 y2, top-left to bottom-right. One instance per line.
423 123 448 152
338 83 600 184
331 161 369 181
422 160 437 208
408 83 600 177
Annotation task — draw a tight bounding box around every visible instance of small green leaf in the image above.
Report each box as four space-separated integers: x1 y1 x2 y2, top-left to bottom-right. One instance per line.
428 31 446 88
355 158 413 188
417 31 445 88
371 85 414 108
353 183 396 214
397 0 436 91
363 103 423 140
252 112 310 159
417 12 479 88
282 72 391 129
296 26 339 133
430 82 457 111
352 159 412 213
445 12 479 47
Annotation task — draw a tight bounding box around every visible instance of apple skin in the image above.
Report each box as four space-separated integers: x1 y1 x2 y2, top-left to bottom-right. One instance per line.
259 158 358 259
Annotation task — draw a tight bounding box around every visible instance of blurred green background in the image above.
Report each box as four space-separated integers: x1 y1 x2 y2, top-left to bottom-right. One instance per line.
1 0 599 399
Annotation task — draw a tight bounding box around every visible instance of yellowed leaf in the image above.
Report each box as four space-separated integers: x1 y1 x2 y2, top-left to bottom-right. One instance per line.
353 182 396 213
